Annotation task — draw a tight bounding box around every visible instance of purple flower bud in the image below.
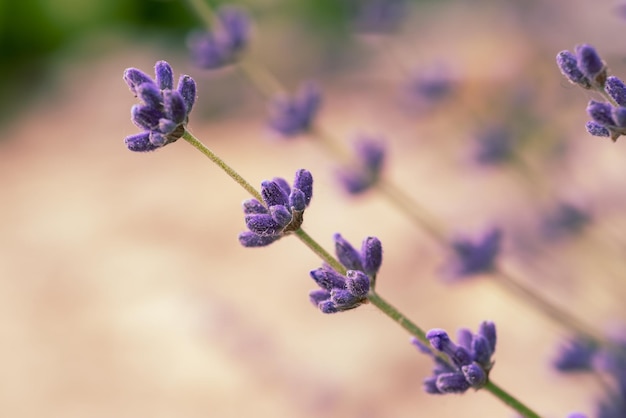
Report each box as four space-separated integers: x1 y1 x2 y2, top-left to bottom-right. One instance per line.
587 100 615 126
155 60 174 90
345 270 370 298
163 90 187 125
268 82 321 137
238 231 280 247
124 131 159 152
245 213 283 236
471 335 492 367
423 377 440 394
149 132 168 147
273 177 291 196
461 362 487 387
612 107 626 128
319 300 339 314
310 267 347 291
334 233 365 272
293 169 313 207
556 50 587 86
131 105 160 130
575 44 605 79
478 321 497 354
261 180 289 207
136 82 162 109
605 76 626 106
123 68 153 95
309 289 331 306
361 236 382 277
288 189 306 212
456 329 473 351
270 205 292 227
435 372 471 394
585 121 610 137
330 288 360 308
177 75 197 113
242 198 267 214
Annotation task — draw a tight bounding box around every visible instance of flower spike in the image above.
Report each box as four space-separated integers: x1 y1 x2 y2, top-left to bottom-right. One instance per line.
414 321 497 394
238 169 314 247
309 235 383 313
123 61 196 152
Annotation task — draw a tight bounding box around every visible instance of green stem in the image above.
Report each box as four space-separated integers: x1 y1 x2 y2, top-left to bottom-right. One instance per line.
483 381 542 418
493 267 607 344
182 130 263 202
294 228 346 274
367 292 428 344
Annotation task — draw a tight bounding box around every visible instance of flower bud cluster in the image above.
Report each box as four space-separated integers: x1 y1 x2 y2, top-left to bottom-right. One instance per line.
412 321 497 394
239 169 313 247
309 234 382 313
188 6 250 70
123 61 197 151
337 136 386 195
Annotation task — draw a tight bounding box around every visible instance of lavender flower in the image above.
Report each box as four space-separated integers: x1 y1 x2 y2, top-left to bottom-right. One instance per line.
556 44 606 89
584 100 626 142
593 340 626 418
268 82 321 137
552 335 597 372
309 234 382 313
442 228 502 280
408 67 455 106
188 6 250 70
239 169 313 247
337 136 386 194
473 125 516 165
123 61 196 152
541 202 590 241
412 321 497 394
347 0 406 33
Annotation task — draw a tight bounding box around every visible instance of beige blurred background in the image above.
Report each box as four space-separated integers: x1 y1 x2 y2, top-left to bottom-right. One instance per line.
1 1 626 417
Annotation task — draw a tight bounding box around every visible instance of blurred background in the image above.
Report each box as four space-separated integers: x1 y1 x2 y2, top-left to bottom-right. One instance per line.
1 0 626 416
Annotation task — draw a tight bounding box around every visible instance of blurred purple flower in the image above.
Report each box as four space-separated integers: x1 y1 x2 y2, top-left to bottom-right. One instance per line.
442 228 502 280
239 169 313 247
408 67 455 106
188 6 250 70
412 321 496 394
346 0 406 33
552 335 598 372
268 82 321 137
123 61 196 152
541 202 590 241
309 234 382 313
337 136 386 194
473 125 517 165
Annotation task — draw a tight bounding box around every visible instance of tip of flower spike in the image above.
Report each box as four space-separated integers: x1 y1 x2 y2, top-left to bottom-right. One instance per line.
124 62 195 151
